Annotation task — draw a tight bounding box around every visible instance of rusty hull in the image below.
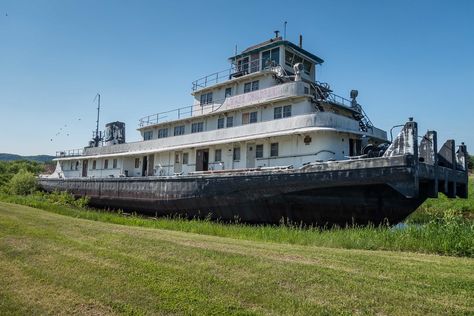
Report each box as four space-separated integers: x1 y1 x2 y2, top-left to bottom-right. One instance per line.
38 120 469 225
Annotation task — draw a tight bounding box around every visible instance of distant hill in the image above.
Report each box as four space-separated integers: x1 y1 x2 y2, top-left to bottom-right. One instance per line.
0 153 55 162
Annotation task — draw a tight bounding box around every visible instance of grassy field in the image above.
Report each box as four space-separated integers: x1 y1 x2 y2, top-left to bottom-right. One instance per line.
1 202 473 315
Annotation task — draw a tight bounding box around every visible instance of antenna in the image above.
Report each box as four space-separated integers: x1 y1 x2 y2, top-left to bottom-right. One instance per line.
284 21 287 40
92 93 102 147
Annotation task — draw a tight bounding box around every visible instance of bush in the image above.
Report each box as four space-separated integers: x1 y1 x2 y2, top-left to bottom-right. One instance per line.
8 169 37 195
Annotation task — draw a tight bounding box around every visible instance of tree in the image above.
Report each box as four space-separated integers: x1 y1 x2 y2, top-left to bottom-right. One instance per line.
8 169 37 195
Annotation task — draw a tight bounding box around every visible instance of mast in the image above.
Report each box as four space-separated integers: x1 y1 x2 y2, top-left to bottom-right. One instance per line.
93 93 102 147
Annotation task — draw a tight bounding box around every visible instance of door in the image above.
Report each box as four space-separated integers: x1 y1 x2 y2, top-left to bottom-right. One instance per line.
174 152 182 173
82 160 88 177
246 143 256 168
147 154 155 176
196 149 209 171
142 156 148 176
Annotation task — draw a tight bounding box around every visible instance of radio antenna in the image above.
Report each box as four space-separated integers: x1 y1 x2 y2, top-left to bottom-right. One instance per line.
284 21 287 40
92 93 102 147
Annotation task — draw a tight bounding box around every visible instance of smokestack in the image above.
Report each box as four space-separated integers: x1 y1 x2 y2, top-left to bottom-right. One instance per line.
299 34 303 48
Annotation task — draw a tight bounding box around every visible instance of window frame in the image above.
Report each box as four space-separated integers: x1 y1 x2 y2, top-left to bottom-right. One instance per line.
144 130 153 140
283 105 292 118
270 143 279 157
182 153 189 164
191 122 204 133
174 125 185 136
256 144 264 158
226 116 234 128
214 149 222 162
233 147 241 161
113 159 118 169
217 117 225 129
104 159 109 169
134 158 140 168
274 106 282 119
158 128 168 138
225 87 232 98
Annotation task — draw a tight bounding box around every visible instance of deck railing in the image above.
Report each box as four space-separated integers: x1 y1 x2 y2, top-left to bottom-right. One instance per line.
56 148 83 157
192 58 272 91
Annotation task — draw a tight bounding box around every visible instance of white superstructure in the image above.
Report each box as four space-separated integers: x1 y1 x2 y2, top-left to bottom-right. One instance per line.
53 35 387 179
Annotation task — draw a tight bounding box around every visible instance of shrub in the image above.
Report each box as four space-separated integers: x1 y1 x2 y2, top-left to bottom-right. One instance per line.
8 169 37 195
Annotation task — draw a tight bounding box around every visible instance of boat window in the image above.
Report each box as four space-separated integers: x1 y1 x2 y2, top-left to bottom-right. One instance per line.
75 161 79 170
285 50 294 67
225 88 232 98
274 106 282 119
250 111 257 123
283 105 292 118
183 153 189 164
233 147 240 161
226 116 234 128
237 57 249 73
217 118 224 129
191 122 204 133
104 159 109 169
251 80 259 91
92 160 97 170
242 113 249 124
256 144 264 158
215 149 222 162
200 92 213 105
70 162 73 170
113 159 117 169
158 128 168 138
244 82 251 93
270 143 279 157
174 125 185 136
143 130 153 140
262 47 279 69
303 60 312 75
134 158 140 168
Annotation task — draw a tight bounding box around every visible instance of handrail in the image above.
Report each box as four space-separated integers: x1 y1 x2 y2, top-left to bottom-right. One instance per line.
191 58 273 91
56 149 83 157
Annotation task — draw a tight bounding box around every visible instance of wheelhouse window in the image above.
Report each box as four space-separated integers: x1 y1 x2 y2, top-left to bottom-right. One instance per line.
285 50 312 75
113 159 118 169
104 159 109 169
200 92 213 105
174 125 185 136
217 118 225 129
270 143 279 157
191 122 204 133
214 149 222 162
237 57 249 73
233 147 240 161
134 158 140 168
256 144 264 158
262 47 280 69
225 87 232 98
143 130 153 140
158 128 168 138
226 116 234 128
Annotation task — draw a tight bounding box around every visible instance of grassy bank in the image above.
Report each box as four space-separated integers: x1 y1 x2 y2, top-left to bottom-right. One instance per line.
1 202 473 315
1 191 473 257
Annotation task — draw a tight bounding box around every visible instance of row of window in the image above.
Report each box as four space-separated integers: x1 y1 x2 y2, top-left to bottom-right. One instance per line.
200 79 259 107
143 105 292 140
91 158 118 170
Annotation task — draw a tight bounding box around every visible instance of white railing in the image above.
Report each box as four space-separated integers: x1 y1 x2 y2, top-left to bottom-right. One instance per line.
56 148 83 157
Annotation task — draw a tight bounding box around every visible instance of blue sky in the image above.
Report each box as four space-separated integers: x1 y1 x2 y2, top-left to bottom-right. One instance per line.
0 0 473 155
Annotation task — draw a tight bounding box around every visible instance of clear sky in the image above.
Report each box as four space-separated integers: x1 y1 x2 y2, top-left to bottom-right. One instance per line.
0 0 473 155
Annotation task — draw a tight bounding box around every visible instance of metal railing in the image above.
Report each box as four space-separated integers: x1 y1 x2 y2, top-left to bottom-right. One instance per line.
56 148 84 157
139 99 226 127
192 58 273 91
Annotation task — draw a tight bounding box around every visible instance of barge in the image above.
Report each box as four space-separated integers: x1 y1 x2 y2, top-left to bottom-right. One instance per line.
39 33 469 225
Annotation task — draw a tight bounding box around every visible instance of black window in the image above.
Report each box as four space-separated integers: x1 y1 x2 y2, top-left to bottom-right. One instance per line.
92 160 97 170
225 88 232 98
233 147 240 161
144 130 153 140
191 122 204 133
174 125 185 136
183 153 189 164
251 80 259 91
104 159 109 169
256 144 263 158
250 111 257 123
274 106 282 119
215 149 222 162
113 159 117 168
200 92 213 105
158 128 168 138
217 118 224 129
303 60 312 75
75 161 79 170
134 158 140 168
226 116 233 128
270 143 279 157
283 105 292 118
262 47 280 69
244 82 251 93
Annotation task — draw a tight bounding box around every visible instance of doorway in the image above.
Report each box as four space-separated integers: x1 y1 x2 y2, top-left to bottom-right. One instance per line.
82 160 88 177
142 156 148 176
174 152 182 173
147 154 155 176
196 149 209 171
246 143 256 168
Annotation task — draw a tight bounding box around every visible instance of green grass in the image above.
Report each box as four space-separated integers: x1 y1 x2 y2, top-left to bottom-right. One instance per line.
0 202 473 315
1 190 473 257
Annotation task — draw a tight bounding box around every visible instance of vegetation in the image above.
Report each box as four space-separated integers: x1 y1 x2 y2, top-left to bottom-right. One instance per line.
0 160 45 189
1 202 473 315
0 153 54 162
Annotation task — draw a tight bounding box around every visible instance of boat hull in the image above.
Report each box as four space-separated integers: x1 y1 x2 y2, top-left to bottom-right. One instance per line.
38 154 468 226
